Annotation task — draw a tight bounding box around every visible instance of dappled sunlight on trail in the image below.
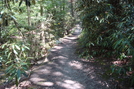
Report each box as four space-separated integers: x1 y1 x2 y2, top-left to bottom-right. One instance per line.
29 27 111 89
6 26 112 89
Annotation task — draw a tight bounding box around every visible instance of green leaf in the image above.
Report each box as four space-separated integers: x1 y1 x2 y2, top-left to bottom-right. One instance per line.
20 62 27 65
111 67 115 73
17 69 21 82
7 52 12 59
6 65 14 75
22 66 28 70
22 72 28 77
6 64 14 72
113 39 123 49
100 18 104 23
11 16 17 20
6 60 12 64
13 49 18 55
118 68 122 74
27 57 34 59
12 44 15 50
24 53 27 57
15 45 20 50
1 43 7 49
21 47 25 51
24 45 30 50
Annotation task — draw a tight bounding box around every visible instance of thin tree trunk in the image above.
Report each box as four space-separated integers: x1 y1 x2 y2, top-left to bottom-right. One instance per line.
70 0 74 17
27 6 31 26
40 4 43 16
62 0 65 11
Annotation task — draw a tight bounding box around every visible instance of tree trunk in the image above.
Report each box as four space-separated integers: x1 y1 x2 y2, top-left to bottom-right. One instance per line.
70 0 74 17
27 6 31 26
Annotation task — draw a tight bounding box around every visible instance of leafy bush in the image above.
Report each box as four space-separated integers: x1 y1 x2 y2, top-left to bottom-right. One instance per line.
0 42 30 85
45 0 75 38
0 0 76 86
76 0 134 86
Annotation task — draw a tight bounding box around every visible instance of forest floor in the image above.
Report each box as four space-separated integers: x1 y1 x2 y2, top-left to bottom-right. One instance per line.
5 25 115 89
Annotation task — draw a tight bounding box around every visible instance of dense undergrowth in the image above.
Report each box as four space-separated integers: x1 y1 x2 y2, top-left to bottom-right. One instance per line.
76 0 134 88
0 0 76 86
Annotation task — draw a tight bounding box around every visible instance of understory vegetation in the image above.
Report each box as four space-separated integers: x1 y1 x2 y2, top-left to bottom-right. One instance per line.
0 0 134 88
76 0 134 87
0 0 76 86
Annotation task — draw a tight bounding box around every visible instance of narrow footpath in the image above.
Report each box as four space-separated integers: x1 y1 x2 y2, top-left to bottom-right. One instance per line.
7 25 113 89
29 26 112 89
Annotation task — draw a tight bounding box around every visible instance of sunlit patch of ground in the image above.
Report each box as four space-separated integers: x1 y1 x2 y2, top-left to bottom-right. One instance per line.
5 25 112 89
56 80 84 89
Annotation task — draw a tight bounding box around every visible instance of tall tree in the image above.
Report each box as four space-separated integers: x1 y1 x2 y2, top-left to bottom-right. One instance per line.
70 0 74 17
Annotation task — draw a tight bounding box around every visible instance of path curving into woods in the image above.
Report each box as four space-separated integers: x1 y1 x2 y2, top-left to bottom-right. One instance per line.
7 25 113 89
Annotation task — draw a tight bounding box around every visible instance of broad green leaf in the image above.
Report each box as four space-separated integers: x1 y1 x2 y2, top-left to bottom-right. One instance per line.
12 44 15 50
20 62 27 65
24 45 30 50
6 65 14 75
6 64 14 72
6 60 12 64
27 57 34 59
17 69 21 81
13 49 18 55
7 52 12 59
15 45 20 50
1 43 7 49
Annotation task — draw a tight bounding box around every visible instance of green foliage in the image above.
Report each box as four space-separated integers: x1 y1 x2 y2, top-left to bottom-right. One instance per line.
76 0 134 86
0 0 76 86
45 0 75 37
0 42 30 85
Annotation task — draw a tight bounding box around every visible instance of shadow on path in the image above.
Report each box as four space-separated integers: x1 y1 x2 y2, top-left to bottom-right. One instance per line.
30 26 111 89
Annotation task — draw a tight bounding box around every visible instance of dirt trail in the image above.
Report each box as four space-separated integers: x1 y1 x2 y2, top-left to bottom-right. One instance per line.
28 25 112 89
6 25 113 89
